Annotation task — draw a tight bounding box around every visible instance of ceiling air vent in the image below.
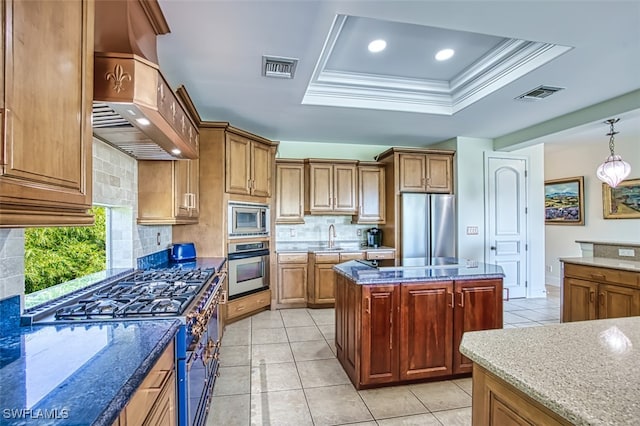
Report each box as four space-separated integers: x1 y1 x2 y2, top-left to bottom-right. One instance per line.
516 85 564 101
262 55 298 79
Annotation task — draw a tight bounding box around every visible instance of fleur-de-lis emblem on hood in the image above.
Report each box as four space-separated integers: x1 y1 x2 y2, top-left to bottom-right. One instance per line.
105 64 131 93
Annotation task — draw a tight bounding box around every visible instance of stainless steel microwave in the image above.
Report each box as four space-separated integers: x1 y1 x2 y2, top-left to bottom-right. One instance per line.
228 202 270 237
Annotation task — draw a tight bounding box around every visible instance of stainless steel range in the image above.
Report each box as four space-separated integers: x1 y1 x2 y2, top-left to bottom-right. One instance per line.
21 261 226 426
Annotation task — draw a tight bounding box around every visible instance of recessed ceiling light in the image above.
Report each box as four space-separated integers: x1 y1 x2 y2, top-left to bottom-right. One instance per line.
368 39 387 53
136 117 150 126
435 48 455 61
171 149 181 155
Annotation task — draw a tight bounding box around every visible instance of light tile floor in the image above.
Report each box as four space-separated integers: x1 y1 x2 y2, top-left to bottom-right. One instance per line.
208 286 561 426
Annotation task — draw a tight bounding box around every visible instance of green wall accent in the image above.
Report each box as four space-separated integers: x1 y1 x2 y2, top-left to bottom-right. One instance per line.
494 89 640 151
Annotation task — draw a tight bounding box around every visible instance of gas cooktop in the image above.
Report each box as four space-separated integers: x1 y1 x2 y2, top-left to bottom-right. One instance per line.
25 265 216 323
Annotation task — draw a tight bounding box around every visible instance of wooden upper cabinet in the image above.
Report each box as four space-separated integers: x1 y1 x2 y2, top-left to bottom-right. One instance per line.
225 132 273 198
225 133 252 195
305 160 357 214
426 154 453 193
138 159 199 225
394 151 454 194
275 159 305 224
0 0 94 227
251 142 272 197
354 163 385 224
398 154 427 192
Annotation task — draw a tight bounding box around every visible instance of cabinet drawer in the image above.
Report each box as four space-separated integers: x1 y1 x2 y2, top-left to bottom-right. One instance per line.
340 252 365 261
227 289 272 320
314 252 341 263
564 263 640 287
124 340 175 426
278 253 308 264
367 250 395 260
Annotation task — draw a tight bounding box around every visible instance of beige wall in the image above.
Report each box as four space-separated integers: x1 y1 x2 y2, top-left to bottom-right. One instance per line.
277 141 393 161
544 137 640 285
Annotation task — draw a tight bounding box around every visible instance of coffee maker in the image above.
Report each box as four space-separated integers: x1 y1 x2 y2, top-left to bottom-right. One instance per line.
366 227 383 248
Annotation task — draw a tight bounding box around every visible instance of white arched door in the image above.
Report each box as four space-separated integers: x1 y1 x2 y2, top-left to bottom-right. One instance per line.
485 155 529 299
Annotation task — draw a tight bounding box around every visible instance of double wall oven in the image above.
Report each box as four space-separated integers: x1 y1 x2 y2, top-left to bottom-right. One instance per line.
227 201 271 300
21 262 226 426
227 241 269 300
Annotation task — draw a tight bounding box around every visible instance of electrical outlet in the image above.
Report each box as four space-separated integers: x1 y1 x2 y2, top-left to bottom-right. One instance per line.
357 229 362 237
156 232 161 246
545 265 552 273
619 248 635 257
290 228 296 237
466 226 479 235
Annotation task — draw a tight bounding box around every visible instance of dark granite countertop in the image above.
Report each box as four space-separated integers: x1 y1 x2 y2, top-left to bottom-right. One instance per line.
333 259 504 284
276 241 395 253
0 319 180 425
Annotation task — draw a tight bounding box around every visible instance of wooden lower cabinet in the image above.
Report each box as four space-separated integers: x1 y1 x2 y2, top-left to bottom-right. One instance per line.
453 279 503 374
276 253 308 307
308 252 365 308
335 275 502 389
114 340 176 426
226 289 271 322
562 262 640 322
361 285 400 385
563 277 597 322
400 282 453 380
472 364 571 426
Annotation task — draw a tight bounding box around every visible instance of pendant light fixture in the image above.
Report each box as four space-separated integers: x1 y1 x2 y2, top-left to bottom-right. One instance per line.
596 118 631 188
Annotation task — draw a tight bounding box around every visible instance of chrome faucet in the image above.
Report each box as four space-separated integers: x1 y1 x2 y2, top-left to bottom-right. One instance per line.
328 224 336 249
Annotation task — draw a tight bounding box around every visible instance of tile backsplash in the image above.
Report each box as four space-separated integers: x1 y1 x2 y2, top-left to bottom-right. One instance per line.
275 215 375 246
137 249 170 270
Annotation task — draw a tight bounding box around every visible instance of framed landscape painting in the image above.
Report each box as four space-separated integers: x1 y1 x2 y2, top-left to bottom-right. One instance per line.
602 178 640 219
545 176 585 225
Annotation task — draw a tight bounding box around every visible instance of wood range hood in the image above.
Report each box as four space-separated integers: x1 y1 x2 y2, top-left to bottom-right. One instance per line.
92 0 198 160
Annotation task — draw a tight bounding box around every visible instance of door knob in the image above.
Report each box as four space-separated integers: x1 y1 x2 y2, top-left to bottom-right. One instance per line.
490 246 496 250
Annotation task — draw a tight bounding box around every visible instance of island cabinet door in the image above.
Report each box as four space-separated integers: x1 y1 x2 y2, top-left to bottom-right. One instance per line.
335 274 346 358
399 282 454 380
360 285 400 386
599 284 640 319
453 279 503 374
563 278 597 322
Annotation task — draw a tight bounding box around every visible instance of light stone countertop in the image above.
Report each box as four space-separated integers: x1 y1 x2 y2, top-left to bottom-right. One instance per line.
460 317 640 425
575 240 640 248
560 256 640 272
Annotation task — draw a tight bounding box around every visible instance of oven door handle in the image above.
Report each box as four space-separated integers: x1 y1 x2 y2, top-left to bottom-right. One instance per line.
227 249 270 260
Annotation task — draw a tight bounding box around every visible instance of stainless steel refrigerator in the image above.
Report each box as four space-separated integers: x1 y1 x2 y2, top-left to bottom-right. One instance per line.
401 193 456 266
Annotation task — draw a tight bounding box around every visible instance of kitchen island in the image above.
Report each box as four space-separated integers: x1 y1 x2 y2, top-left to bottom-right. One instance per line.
333 260 504 389
460 316 640 425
